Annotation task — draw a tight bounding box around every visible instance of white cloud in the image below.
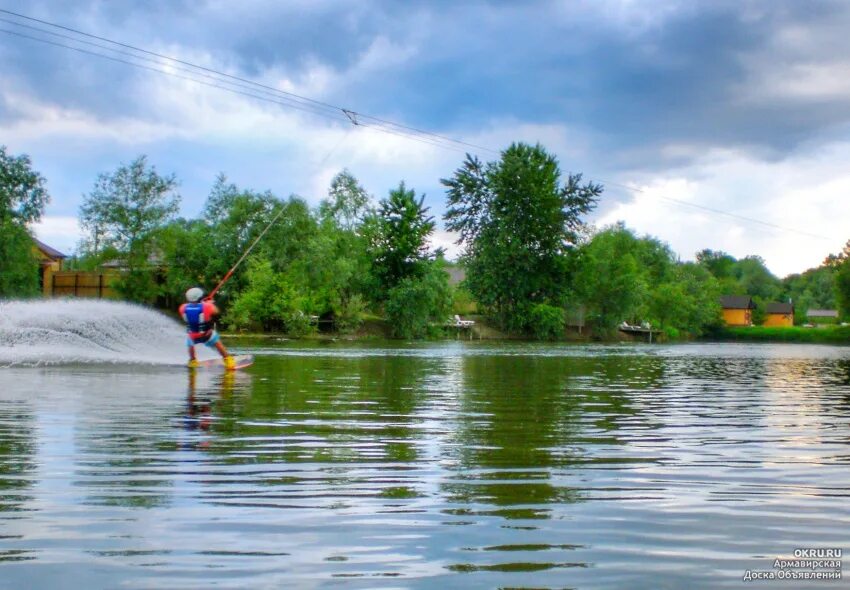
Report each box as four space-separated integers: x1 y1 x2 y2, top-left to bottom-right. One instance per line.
31 216 83 256
429 229 462 261
1 88 185 145
597 144 850 277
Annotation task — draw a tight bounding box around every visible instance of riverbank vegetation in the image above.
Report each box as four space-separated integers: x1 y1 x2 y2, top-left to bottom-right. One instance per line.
712 325 850 344
3 142 850 341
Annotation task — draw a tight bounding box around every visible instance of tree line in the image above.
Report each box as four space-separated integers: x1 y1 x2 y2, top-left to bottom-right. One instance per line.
0 142 846 339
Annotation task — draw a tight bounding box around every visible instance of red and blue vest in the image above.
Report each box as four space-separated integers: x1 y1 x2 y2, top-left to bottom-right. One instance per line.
179 301 216 338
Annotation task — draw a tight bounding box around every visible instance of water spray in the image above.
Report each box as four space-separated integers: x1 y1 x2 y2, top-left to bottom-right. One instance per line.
0 299 196 366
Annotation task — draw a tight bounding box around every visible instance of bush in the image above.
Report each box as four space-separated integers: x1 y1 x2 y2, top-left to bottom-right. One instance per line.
527 303 565 340
115 267 159 304
711 325 850 343
451 285 477 315
284 310 314 337
225 258 315 335
334 293 367 334
663 326 680 340
0 221 39 297
384 265 451 339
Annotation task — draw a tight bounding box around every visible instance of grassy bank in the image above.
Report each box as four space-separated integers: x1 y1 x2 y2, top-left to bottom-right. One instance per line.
711 325 850 344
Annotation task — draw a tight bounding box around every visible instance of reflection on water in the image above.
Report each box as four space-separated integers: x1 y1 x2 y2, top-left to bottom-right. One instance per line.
0 342 849 588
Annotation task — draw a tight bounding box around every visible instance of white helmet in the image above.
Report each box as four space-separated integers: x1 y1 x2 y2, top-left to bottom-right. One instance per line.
185 287 204 302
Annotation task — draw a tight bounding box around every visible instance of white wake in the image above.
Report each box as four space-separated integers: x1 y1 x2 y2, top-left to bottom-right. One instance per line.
0 299 217 367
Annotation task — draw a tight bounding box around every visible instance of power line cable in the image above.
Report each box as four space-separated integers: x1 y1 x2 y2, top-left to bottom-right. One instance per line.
0 10 837 241
0 26 478 155
0 17 348 121
600 178 836 241
0 28 354 123
0 8 495 155
0 23 477 154
0 8 343 117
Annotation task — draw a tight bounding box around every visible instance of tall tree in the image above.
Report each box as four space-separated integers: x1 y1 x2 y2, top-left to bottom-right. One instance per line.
319 169 372 231
696 249 736 279
0 146 50 297
782 265 835 322
366 181 436 297
0 146 49 226
79 155 179 302
443 142 601 331
733 256 782 301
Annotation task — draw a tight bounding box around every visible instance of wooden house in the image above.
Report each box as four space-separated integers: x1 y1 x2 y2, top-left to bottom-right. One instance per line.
32 239 67 296
764 302 794 328
720 295 755 326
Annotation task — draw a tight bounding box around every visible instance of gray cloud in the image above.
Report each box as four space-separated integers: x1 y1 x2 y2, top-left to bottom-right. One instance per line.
5 0 850 167
5 0 850 247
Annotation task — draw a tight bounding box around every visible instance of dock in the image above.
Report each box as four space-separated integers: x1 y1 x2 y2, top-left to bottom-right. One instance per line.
618 323 662 343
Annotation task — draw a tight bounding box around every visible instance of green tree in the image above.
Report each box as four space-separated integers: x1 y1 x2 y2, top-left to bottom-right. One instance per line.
225 257 313 334
366 181 436 298
527 303 566 340
158 172 374 331
573 224 647 335
157 218 212 308
384 262 452 339
314 170 373 328
835 262 850 320
733 256 782 301
0 146 49 226
647 262 722 336
782 265 835 323
696 249 736 279
319 169 372 230
828 240 850 319
443 142 601 332
575 225 720 338
195 175 282 304
79 156 179 302
0 146 50 297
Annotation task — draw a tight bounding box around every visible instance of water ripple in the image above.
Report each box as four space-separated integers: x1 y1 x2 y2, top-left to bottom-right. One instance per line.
1 343 849 588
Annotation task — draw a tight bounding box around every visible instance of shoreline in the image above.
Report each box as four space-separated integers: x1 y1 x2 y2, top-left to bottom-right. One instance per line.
221 326 850 345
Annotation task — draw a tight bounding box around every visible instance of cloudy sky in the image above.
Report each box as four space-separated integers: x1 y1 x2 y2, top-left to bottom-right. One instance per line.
3 0 850 277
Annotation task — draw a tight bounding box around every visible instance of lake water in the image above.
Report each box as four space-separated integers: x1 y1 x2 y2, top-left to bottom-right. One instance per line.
2 340 849 589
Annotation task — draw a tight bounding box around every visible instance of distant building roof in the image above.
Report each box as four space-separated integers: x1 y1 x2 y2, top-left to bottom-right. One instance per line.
766 302 793 314
720 295 754 309
807 309 838 318
33 238 68 260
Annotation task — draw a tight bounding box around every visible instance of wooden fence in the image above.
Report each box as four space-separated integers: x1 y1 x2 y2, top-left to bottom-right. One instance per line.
51 271 120 298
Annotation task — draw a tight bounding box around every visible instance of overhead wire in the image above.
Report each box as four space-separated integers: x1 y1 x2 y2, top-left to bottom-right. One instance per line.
0 7 492 155
0 17 348 121
0 28 354 124
599 178 835 241
0 26 475 154
0 19 479 154
0 9 837 242
0 8 344 118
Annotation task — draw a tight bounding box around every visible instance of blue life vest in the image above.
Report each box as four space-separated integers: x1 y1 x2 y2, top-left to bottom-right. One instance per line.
181 302 213 334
